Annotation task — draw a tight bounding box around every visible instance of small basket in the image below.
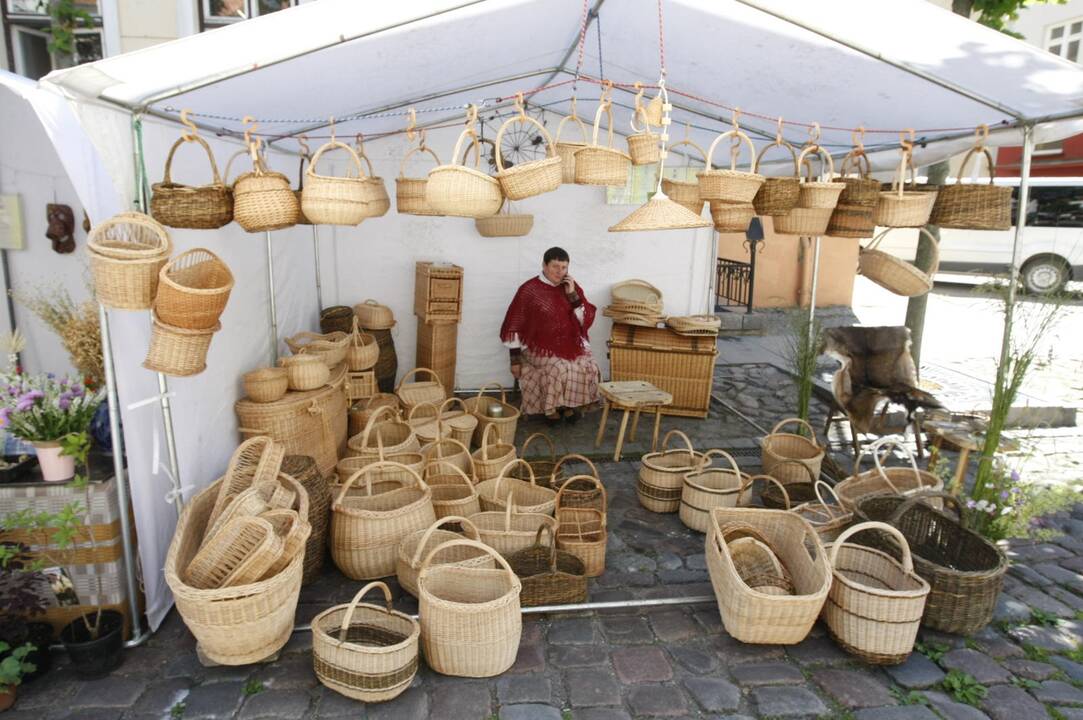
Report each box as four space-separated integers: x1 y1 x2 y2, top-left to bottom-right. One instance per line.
929 143 1012 230
319 306 354 334
826 204 876 238
87 213 172 310
396 145 444 216
544 452 598 494
513 433 562 489
312 581 420 702
475 201 534 237
554 476 607 577
468 492 557 558
875 152 938 228
417 539 522 678
186 515 283 590
661 139 708 214
710 200 754 233
471 424 517 483
347 371 377 402
349 394 401 436
827 150 880 238
554 111 589 184
330 461 435 580
243 367 289 403
396 515 492 598
476 459 556 515
508 525 587 607
753 140 801 216
347 322 380 371
437 398 478 447
761 418 825 485
354 299 395 330
697 128 765 203
835 438 943 512
286 331 350 368
665 315 721 335
155 248 234 330
233 151 300 232
395 368 447 412
425 463 481 521
151 135 233 229
425 128 504 218
407 402 451 446
495 109 562 200
550 464 604 511
279 354 330 391
638 430 708 513
574 100 632 187
823 522 930 665
302 140 369 226
347 405 420 459
144 312 219 377
464 383 520 447
859 227 939 297
679 449 746 533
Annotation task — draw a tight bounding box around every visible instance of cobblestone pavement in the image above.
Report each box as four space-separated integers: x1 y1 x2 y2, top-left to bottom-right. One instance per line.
12 358 1083 719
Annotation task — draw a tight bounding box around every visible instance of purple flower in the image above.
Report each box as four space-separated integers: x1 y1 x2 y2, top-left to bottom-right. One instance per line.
5 385 17 396
1000 491 1010 500
58 392 72 411
966 499 977 509
1010 470 1020 483
70 385 84 398
0 407 9 428
15 390 43 412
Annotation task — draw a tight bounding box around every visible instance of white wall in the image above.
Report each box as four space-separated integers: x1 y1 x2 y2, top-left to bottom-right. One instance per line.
314 117 715 391
1009 0 1083 48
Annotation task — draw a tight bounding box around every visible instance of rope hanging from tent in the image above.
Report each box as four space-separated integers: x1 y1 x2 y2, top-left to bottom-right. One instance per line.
572 0 590 95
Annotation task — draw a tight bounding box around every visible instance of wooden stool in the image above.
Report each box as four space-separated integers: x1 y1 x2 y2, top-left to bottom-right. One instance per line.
594 381 673 461
924 417 1018 494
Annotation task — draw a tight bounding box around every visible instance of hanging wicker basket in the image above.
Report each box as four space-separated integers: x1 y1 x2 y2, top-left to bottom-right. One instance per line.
573 99 631 186
396 145 443 216
930 145 1012 230
355 150 391 219
827 150 880 238
87 212 172 310
475 200 534 237
301 140 369 226
661 139 708 215
396 515 491 598
710 200 755 233
345 317 380 371
495 109 562 200
155 248 234 330
151 135 233 229
554 111 589 184
859 227 940 297
233 151 300 232
875 152 938 228
792 146 846 210
752 140 801 216
697 128 765 202
144 312 219 377
425 128 504 218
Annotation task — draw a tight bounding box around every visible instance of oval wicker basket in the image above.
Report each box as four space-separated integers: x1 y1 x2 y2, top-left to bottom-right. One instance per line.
422 437 474 477
772 207 833 236
425 462 482 520
698 128 765 203
468 493 557 558
279 354 330 391
859 227 940 297
495 110 562 200
356 151 391 219
396 145 444 216
475 201 534 237
155 248 234 330
761 418 825 485
243 367 289 403
396 515 491 598
88 212 172 310
476 459 557 516
437 398 478 447
929 145 1012 230
286 331 350 368
679 449 746 533
511 434 563 490
710 200 755 233
302 140 369 226
661 139 708 215
465 382 520 447
347 405 420 459
574 100 631 187
554 112 589 184
151 135 233 229
354 299 395 330
144 312 220 377
346 317 380 371
834 438 942 512
311 581 420 702
875 152 938 228
233 151 300 232
752 140 801 216
395 368 447 412
509 524 587 607
425 128 504 218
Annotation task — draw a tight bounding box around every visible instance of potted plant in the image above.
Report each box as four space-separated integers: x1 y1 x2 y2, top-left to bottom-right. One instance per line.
0 542 52 683
0 641 35 712
0 373 103 482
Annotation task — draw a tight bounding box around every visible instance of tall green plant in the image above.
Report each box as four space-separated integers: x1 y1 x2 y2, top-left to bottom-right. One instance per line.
783 311 823 427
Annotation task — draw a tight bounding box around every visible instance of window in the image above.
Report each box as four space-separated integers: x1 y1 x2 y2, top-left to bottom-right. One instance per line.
2 1 103 80
200 0 297 28
1011 186 1083 227
1047 18 1083 62
1033 139 1065 156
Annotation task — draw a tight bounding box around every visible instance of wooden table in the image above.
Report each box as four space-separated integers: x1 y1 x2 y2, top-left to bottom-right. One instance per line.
924 417 1018 494
594 381 674 461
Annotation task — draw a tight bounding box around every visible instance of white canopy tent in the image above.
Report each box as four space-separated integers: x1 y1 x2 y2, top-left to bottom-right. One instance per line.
12 0 1083 640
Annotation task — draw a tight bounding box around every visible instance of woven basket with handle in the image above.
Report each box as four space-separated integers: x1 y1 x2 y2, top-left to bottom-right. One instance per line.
679 449 747 533
425 462 481 520
396 515 492 598
554 475 607 577
661 139 708 215
835 438 942 512
396 145 443 216
495 106 562 200
151 135 233 229
509 525 587 607
464 382 520 447
875 151 938 228
155 248 234 330
697 128 765 203
752 140 800 216
859 227 940 297
232 149 300 232
929 142 1012 230
301 140 369 225
574 98 631 187
476 459 556 515
88 212 172 310
425 124 504 218
554 110 589 184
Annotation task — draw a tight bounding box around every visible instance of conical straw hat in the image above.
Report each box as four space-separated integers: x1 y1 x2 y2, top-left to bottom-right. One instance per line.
609 191 713 232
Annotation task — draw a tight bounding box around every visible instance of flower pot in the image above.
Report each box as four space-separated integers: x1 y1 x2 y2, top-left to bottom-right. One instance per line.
0 455 37 484
31 443 74 483
0 686 15 712
60 610 123 678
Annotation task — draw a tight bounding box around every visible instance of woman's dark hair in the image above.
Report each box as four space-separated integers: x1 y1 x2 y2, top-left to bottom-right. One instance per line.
543 246 570 264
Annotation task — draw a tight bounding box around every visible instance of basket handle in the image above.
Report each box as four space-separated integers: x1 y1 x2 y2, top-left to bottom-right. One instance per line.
475 382 508 404
954 145 996 186
410 514 481 566
696 448 740 475
407 400 440 423
659 429 695 455
555 113 589 145
450 128 484 170
161 134 224 187
704 129 757 173
426 460 476 491
308 140 365 179
336 463 403 504
520 432 557 463
551 453 599 482
498 457 536 487
888 490 965 527
852 435 900 476
424 437 475 477
666 138 707 171
222 148 250 186
737 473 791 508
398 145 442 179
479 423 501 460
830 521 914 573
769 417 821 445
495 113 556 172
503 490 518 529
360 405 400 449
795 144 835 182
812 480 844 519
754 139 799 178
418 538 519 591
438 396 470 418
890 151 917 199
871 438 922 494
396 367 443 394
531 523 559 573
555 473 606 510
838 148 871 179
338 581 393 640
590 98 616 150
864 227 940 275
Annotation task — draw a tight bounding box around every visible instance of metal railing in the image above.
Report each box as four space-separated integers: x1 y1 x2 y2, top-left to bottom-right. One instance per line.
716 257 752 311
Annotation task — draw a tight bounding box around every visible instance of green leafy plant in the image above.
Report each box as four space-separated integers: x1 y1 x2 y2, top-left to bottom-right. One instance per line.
170 701 186 719
1065 643 1083 664
32 0 94 57
243 679 264 696
915 640 950 663
0 641 36 692
890 687 929 706
1024 644 1051 662
782 310 823 426
1031 608 1062 628
1012 676 1040 690
941 670 987 707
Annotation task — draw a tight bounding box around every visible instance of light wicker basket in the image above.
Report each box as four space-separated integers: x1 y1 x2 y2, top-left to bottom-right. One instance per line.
679 449 747 533
396 145 444 216
476 459 557 516
753 140 801 216
710 200 754 233
637 430 709 513
875 152 938 228
356 151 391 219
347 405 420 459
425 128 504 218
354 299 395 330
407 402 451 446
513 434 563 490
761 418 825 485
417 539 522 678
186 515 283 589
87 212 172 310
312 581 420 702
279 455 330 585
151 135 233 230
554 112 589 184
396 515 492 598
437 398 478 447
395 368 447 411
346 371 376 402
790 481 852 543
425 462 481 520
349 393 400 436
661 139 708 215
346 317 380 371
279 354 330 391
823 522 930 665
475 201 534 237
207 436 286 528
258 508 310 577
233 151 300 232
465 383 520 447
468 493 557 558
472 424 517 483
706 507 831 644
549 462 603 510
698 129 765 203
144 312 219 377
859 227 940 297
929 145 1012 230
574 101 632 187
155 248 234 330
835 438 943 512
772 207 834 236
302 140 369 226
495 110 562 200
422 437 474 478
330 461 435 580
243 367 289 403
554 476 607 577
286 331 350 368
235 384 347 477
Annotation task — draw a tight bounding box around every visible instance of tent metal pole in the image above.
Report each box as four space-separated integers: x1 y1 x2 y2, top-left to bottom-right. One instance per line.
732 0 1025 121
266 231 279 364
808 235 821 334
312 226 323 311
98 305 149 647
997 124 1034 386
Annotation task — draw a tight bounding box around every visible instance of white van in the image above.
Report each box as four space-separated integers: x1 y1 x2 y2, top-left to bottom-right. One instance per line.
870 177 1083 294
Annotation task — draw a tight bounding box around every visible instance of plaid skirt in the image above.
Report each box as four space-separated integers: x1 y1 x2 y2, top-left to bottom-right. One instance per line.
520 348 600 416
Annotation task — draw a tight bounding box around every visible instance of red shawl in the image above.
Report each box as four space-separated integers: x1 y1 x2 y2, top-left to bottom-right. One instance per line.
500 277 596 360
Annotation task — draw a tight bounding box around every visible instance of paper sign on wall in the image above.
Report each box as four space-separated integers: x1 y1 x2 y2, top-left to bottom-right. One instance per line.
0 194 25 250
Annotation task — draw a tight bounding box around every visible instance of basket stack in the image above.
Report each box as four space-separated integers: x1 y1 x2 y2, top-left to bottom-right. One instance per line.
698 129 764 234
415 262 463 392
603 279 664 327
88 212 173 311
665 315 720 337
773 146 846 237
827 150 881 238
555 475 607 577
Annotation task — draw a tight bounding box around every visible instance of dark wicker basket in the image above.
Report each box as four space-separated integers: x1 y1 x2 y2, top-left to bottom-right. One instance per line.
508 525 587 607
366 328 398 394
320 306 355 334
851 491 1007 635
281 454 330 585
760 458 817 509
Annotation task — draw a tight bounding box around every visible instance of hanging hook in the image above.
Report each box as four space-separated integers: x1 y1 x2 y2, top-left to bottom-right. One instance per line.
852 126 866 153
570 96 578 118
297 134 310 159
900 127 915 151
515 92 527 119
975 123 989 148
601 79 613 104
418 127 427 150
775 116 784 145
354 132 365 155
731 107 741 131
406 108 417 142
179 109 198 142
242 115 258 149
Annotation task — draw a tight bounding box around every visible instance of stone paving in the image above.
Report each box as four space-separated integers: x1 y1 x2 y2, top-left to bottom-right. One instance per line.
11 358 1083 719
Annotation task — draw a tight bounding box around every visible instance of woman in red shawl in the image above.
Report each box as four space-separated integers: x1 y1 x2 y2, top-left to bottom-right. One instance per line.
500 247 600 424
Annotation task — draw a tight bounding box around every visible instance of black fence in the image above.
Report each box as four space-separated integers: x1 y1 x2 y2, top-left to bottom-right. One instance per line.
716 257 752 311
